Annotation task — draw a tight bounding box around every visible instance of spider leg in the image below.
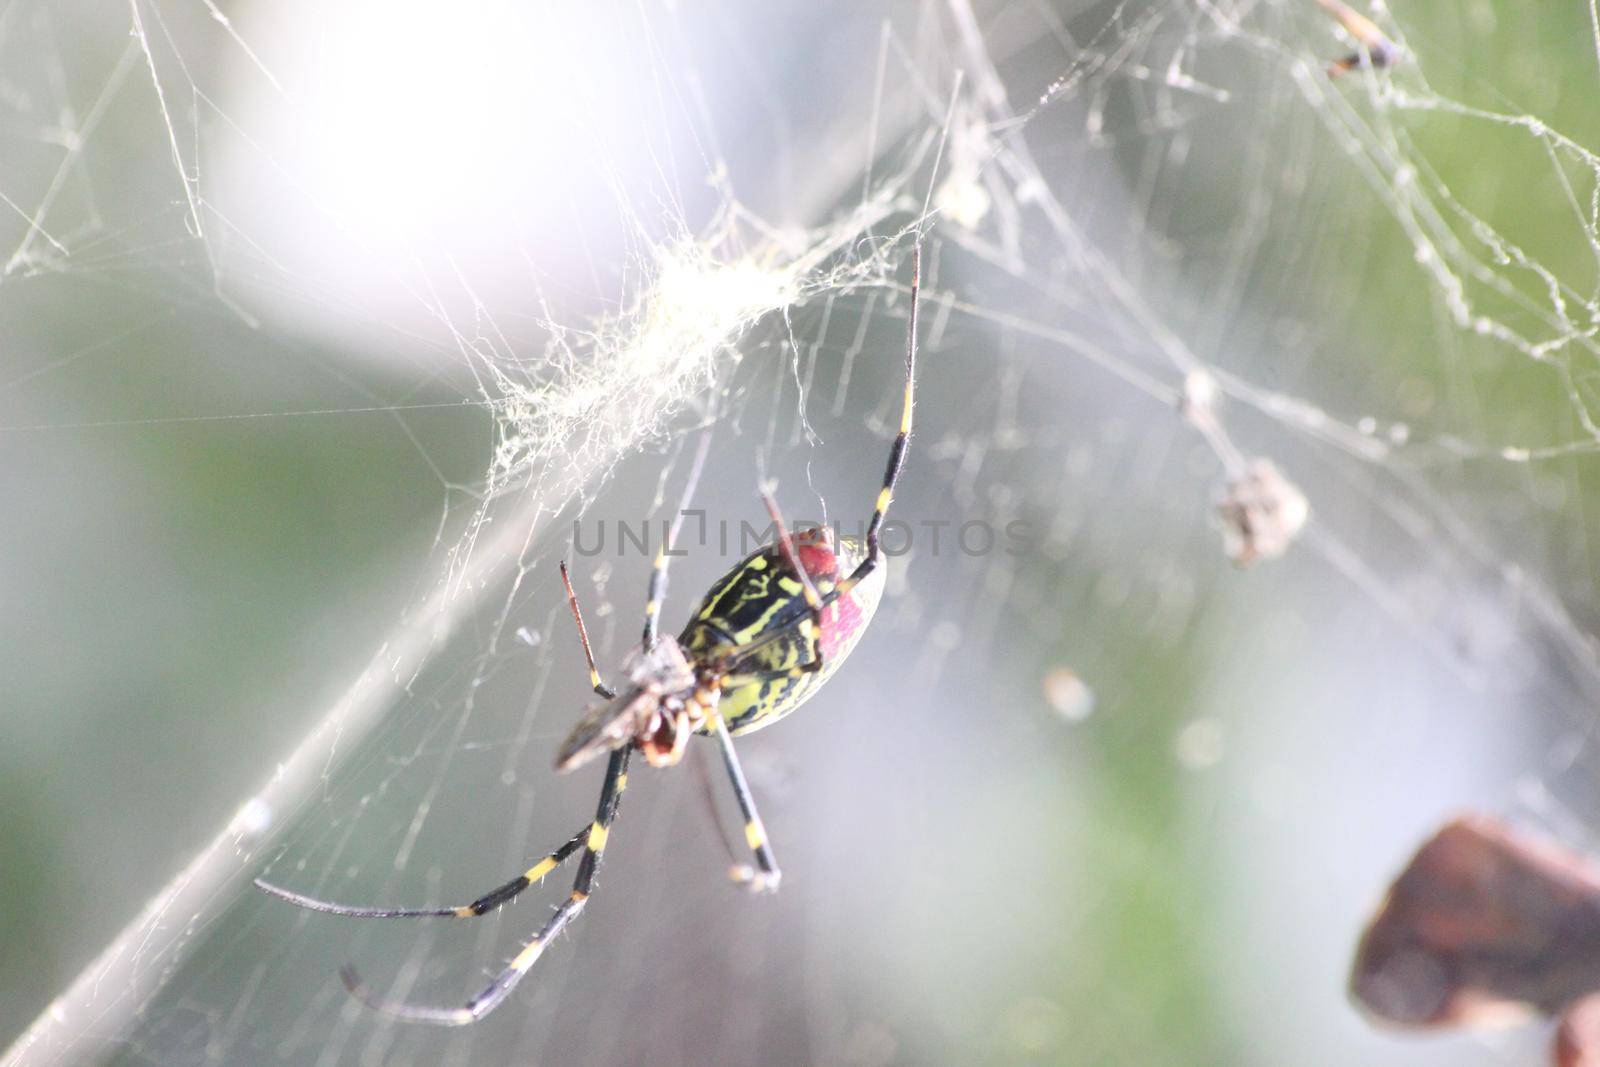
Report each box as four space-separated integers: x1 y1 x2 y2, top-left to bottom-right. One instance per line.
826 242 919 598
862 241 919 564
689 741 749 882
759 485 825 619
254 825 588 919
738 483 830 686
708 714 781 893
560 561 614 699
703 243 921 660
335 747 633 1025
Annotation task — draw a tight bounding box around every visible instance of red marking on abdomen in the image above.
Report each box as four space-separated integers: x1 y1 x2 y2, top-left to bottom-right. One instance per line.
819 592 865 660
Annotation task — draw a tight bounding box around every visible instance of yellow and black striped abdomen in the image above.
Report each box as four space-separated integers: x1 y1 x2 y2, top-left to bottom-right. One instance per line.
680 535 886 735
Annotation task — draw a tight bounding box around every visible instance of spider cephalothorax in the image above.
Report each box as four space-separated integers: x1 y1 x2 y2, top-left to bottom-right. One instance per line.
553 637 707 771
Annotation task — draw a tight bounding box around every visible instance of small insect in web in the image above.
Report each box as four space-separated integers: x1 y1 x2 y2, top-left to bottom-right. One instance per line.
1315 0 1402 77
253 245 923 1026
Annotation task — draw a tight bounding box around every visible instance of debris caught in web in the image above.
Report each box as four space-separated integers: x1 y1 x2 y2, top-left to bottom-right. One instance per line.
1215 459 1310 567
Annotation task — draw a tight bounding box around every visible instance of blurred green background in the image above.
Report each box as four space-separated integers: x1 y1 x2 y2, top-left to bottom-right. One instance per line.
4 1 1600 1065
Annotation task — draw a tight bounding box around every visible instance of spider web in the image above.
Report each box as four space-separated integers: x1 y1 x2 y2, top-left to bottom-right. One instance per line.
3 1 1600 1065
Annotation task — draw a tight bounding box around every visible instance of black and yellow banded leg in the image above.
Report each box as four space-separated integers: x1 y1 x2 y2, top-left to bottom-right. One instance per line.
253 826 587 919
337 747 634 1026
709 714 781 893
694 243 921 664
861 242 919 560
815 253 918 603
642 543 670 650
819 245 920 602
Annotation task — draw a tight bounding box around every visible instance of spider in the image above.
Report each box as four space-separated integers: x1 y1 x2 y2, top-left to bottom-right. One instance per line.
254 245 922 1026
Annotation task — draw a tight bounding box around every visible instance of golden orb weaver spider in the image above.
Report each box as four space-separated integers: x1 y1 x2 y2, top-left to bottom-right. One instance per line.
253 245 922 1026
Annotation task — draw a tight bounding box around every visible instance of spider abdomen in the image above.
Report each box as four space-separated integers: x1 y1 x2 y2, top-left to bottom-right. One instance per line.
680 532 886 735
